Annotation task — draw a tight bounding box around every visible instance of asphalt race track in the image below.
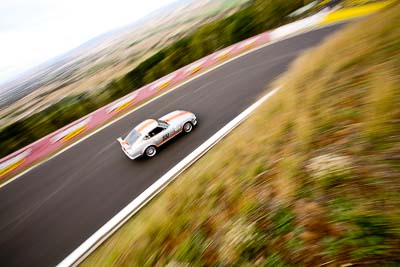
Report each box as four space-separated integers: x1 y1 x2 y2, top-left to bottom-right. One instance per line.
0 24 344 267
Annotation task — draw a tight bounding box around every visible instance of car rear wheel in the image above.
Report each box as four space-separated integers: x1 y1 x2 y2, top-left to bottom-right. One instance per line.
183 122 193 133
145 146 157 158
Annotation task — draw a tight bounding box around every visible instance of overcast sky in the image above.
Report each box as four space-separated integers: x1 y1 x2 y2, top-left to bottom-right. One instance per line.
0 0 178 84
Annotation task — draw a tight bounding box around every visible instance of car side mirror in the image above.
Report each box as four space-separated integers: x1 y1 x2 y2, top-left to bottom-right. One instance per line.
143 135 150 140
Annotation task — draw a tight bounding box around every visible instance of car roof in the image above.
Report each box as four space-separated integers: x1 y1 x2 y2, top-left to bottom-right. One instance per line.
134 119 158 134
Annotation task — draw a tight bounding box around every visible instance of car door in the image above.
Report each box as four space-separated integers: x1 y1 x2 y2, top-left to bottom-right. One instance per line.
160 123 177 145
148 126 168 146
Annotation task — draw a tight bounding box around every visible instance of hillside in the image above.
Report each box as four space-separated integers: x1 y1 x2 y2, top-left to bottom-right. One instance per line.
0 0 249 125
0 0 313 159
83 3 400 266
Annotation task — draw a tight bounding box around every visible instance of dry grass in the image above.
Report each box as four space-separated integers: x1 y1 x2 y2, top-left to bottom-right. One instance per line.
82 4 400 266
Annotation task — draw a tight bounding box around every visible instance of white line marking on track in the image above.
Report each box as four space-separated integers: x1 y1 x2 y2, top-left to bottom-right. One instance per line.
58 87 280 267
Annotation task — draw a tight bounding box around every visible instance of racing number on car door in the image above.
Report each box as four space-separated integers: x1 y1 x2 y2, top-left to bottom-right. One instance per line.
162 133 170 140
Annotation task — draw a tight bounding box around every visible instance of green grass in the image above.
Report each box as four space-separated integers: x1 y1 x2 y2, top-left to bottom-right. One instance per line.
82 3 400 266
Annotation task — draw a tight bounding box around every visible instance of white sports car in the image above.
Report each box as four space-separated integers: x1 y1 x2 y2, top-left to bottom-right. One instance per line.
117 110 197 159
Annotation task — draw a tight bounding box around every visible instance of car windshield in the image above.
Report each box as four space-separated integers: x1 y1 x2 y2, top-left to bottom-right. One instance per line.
125 129 141 145
157 120 169 128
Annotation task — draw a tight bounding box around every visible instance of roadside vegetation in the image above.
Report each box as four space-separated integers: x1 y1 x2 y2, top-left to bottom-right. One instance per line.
83 3 400 266
0 0 315 158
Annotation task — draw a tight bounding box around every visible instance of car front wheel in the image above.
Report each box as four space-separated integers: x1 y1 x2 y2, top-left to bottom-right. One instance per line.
144 146 157 158
183 122 193 133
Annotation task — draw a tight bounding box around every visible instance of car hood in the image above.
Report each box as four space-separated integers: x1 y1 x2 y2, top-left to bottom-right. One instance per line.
159 110 192 125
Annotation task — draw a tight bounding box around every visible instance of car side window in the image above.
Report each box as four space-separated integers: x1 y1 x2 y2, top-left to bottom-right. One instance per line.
148 126 164 137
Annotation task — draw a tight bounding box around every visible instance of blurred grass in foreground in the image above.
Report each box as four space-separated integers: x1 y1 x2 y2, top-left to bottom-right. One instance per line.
83 3 400 266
